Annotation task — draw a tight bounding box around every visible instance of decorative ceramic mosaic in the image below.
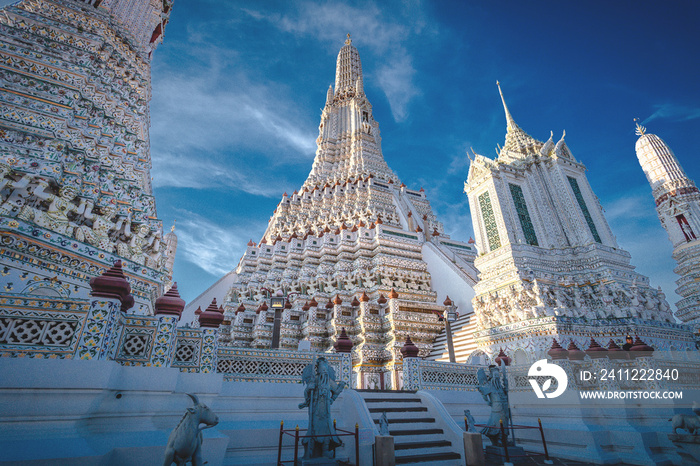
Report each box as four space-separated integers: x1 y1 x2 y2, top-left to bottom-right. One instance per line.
567 176 601 243
217 347 351 384
509 183 538 246
478 191 501 251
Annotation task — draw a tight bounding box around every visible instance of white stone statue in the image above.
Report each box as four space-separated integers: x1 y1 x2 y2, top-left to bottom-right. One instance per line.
477 366 510 446
75 203 122 252
30 181 83 236
670 402 700 435
117 223 160 267
0 173 33 217
298 357 347 459
163 393 219 466
378 412 390 435
464 409 477 433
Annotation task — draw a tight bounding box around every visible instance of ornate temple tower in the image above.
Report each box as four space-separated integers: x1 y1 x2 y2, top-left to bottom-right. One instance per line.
0 0 174 314
635 124 700 330
463 83 694 362
188 36 480 387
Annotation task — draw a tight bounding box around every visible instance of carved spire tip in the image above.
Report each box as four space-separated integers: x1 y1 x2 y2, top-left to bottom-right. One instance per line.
496 80 516 131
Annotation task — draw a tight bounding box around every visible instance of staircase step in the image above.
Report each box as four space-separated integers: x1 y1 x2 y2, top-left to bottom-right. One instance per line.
390 428 443 436
394 440 452 450
364 397 422 403
373 417 435 424
356 389 417 393
368 407 427 413
395 452 461 464
372 410 438 421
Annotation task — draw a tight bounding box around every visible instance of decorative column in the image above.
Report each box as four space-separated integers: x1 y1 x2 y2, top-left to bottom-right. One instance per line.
329 295 343 350
355 291 369 363
76 261 134 360
152 282 185 367
443 296 457 363
198 298 223 373
384 288 400 388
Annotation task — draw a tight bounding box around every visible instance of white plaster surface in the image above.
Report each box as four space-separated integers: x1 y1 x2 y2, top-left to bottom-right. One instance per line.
421 242 475 314
428 386 699 465
0 358 375 466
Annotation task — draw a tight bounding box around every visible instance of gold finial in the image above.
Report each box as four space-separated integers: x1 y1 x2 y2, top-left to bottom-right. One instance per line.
634 118 646 136
345 33 351 45
170 219 176 233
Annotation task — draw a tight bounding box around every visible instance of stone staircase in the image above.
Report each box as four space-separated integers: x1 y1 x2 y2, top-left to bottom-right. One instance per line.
426 311 478 363
357 390 463 465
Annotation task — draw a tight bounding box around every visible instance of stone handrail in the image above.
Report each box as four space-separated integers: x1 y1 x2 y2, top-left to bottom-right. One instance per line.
403 358 483 391
402 356 700 392
217 347 352 384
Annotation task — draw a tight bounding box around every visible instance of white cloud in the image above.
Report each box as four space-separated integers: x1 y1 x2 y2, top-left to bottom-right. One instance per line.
446 150 470 176
642 103 700 124
174 210 267 277
242 1 428 122
150 46 316 194
151 152 281 196
602 193 655 222
376 54 418 121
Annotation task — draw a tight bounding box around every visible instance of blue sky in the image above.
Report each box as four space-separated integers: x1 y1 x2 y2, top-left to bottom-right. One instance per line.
150 0 700 306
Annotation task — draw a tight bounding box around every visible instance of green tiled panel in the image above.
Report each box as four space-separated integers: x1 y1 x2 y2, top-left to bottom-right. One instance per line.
478 191 501 251
509 183 538 246
567 176 602 243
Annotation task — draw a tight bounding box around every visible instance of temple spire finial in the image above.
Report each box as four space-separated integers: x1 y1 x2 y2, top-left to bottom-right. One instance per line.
634 118 646 136
335 34 363 97
496 80 518 132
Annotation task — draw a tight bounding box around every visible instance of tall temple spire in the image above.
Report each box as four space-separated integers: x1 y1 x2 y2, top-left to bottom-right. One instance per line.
495 81 542 157
635 123 696 200
334 33 363 97
307 37 397 186
497 80 518 132
634 125 700 327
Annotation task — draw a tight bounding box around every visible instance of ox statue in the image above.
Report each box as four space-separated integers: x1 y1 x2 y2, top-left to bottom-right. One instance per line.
163 393 219 466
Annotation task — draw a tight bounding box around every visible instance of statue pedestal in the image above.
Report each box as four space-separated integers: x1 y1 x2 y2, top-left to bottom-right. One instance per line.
485 444 527 465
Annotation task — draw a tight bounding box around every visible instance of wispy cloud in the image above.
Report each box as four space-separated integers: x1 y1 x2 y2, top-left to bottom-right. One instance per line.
642 103 700 124
241 1 429 122
446 150 471 176
602 192 655 222
151 153 281 196
174 210 267 277
150 42 316 194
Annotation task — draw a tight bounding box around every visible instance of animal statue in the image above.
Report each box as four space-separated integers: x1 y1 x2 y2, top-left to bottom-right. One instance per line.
670 414 700 435
163 393 219 466
670 402 700 435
